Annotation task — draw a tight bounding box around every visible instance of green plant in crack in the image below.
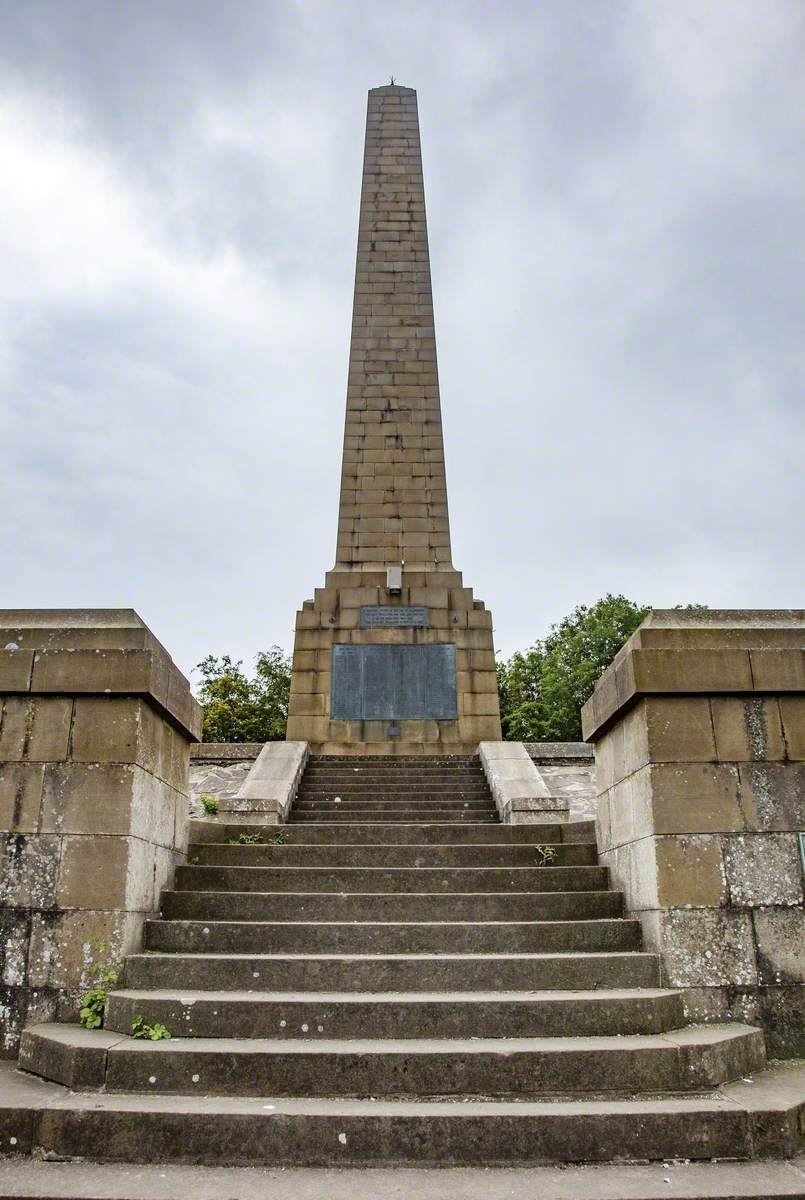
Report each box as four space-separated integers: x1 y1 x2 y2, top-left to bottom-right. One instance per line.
226 832 263 845
79 948 118 1030
131 1016 172 1040
199 794 219 816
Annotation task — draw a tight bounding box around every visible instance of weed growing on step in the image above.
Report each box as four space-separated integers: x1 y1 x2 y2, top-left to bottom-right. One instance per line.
188 854 200 865
200 794 219 815
226 832 263 845
131 1016 172 1040
535 846 557 866
268 829 289 844
79 949 118 1030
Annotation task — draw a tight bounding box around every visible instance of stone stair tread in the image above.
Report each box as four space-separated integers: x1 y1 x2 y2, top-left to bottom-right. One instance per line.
1 1159 804 1200
129 950 651 960
109 987 679 1002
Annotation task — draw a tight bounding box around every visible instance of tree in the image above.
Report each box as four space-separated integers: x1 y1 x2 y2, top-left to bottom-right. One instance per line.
498 595 650 741
195 647 291 743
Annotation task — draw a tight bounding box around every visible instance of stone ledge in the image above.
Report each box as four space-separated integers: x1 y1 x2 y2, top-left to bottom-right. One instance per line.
0 610 201 742
526 742 594 760
582 611 805 742
479 742 569 825
224 742 309 823
191 744 264 761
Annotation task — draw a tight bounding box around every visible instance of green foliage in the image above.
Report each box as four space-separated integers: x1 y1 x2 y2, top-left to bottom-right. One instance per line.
497 595 651 742
195 647 291 743
199 794 219 816
534 845 557 866
130 1016 172 1040
79 954 118 1030
226 832 263 845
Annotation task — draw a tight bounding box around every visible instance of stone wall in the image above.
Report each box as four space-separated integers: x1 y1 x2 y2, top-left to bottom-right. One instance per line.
582 609 805 1058
189 744 264 818
0 610 200 1054
525 742 596 821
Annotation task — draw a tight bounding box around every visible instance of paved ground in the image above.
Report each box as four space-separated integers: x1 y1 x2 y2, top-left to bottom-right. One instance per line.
0 1158 803 1199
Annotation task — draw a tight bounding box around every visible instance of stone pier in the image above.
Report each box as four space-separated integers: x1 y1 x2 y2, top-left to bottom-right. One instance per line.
0 610 200 1054
582 609 805 1057
286 85 501 755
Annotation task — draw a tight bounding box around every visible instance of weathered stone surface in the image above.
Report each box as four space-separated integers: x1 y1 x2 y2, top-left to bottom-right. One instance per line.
287 88 500 753
0 611 196 1055
588 610 805 1056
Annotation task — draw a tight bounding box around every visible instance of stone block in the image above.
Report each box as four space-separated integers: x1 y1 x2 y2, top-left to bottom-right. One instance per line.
738 763 805 831
724 833 803 907
644 697 716 764
26 909 143 992
752 909 805 985
0 834 59 908
654 835 727 908
749 648 805 690
711 697 785 762
647 763 743 834
0 763 45 832
0 649 34 690
650 908 757 988
779 696 805 759
56 836 132 910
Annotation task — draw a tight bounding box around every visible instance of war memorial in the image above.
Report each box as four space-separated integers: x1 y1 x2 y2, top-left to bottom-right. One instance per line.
0 85 803 1193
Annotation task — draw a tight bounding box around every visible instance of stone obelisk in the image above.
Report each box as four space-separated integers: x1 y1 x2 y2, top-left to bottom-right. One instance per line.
286 85 501 754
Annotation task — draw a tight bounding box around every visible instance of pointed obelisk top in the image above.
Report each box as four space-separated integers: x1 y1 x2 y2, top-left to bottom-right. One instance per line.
334 85 451 572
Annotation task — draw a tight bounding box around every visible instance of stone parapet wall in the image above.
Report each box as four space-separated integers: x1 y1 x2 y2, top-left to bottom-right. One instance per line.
582 610 805 1058
525 742 596 821
0 610 201 1055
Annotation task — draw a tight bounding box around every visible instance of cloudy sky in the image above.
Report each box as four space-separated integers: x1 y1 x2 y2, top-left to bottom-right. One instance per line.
2 0 803 683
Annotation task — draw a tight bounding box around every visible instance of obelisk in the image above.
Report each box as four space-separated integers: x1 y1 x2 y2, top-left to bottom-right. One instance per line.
286 85 501 754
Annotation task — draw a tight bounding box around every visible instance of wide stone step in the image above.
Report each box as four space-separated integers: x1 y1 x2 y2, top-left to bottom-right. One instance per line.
20 1024 764 1098
292 801 496 811
287 810 499 823
301 771 489 784
123 951 661 992
6 1056 805 1166
3 1157 805 1199
188 843 597 868
311 756 481 764
145 917 643 955
103 989 685 1038
172 865 609 894
297 785 493 797
190 821 567 845
160 889 624 923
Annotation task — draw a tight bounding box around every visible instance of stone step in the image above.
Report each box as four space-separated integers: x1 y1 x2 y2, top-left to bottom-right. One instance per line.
123 951 661 992
103 988 685 1039
8 1059 804 1166
310 756 481 764
188 843 597 868
298 782 490 794
189 821 567 845
287 809 499 823
294 794 495 805
160 889 625 923
145 917 643 955
20 1024 764 1098
3 1157 805 1200
172 865 609 894
301 771 489 783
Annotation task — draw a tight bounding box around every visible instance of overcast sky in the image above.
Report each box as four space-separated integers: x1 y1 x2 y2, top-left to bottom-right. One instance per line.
2 0 803 684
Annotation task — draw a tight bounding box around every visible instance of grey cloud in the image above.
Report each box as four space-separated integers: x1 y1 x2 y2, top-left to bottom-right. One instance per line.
1 0 803 678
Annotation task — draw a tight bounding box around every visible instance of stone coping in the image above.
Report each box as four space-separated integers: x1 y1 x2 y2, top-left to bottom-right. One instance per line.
526 742 593 760
191 743 265 760
0 608 201 741
582 610 805 743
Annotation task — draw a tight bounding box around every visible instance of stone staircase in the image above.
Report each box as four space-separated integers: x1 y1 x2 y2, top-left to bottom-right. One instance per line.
11 755 803 1170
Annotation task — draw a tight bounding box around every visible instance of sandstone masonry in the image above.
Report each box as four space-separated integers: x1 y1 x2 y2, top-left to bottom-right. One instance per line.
286 86 501 754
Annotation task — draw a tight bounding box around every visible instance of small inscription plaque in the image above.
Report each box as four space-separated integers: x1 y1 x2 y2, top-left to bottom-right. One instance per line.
360 606 428 628
331 644 457 721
